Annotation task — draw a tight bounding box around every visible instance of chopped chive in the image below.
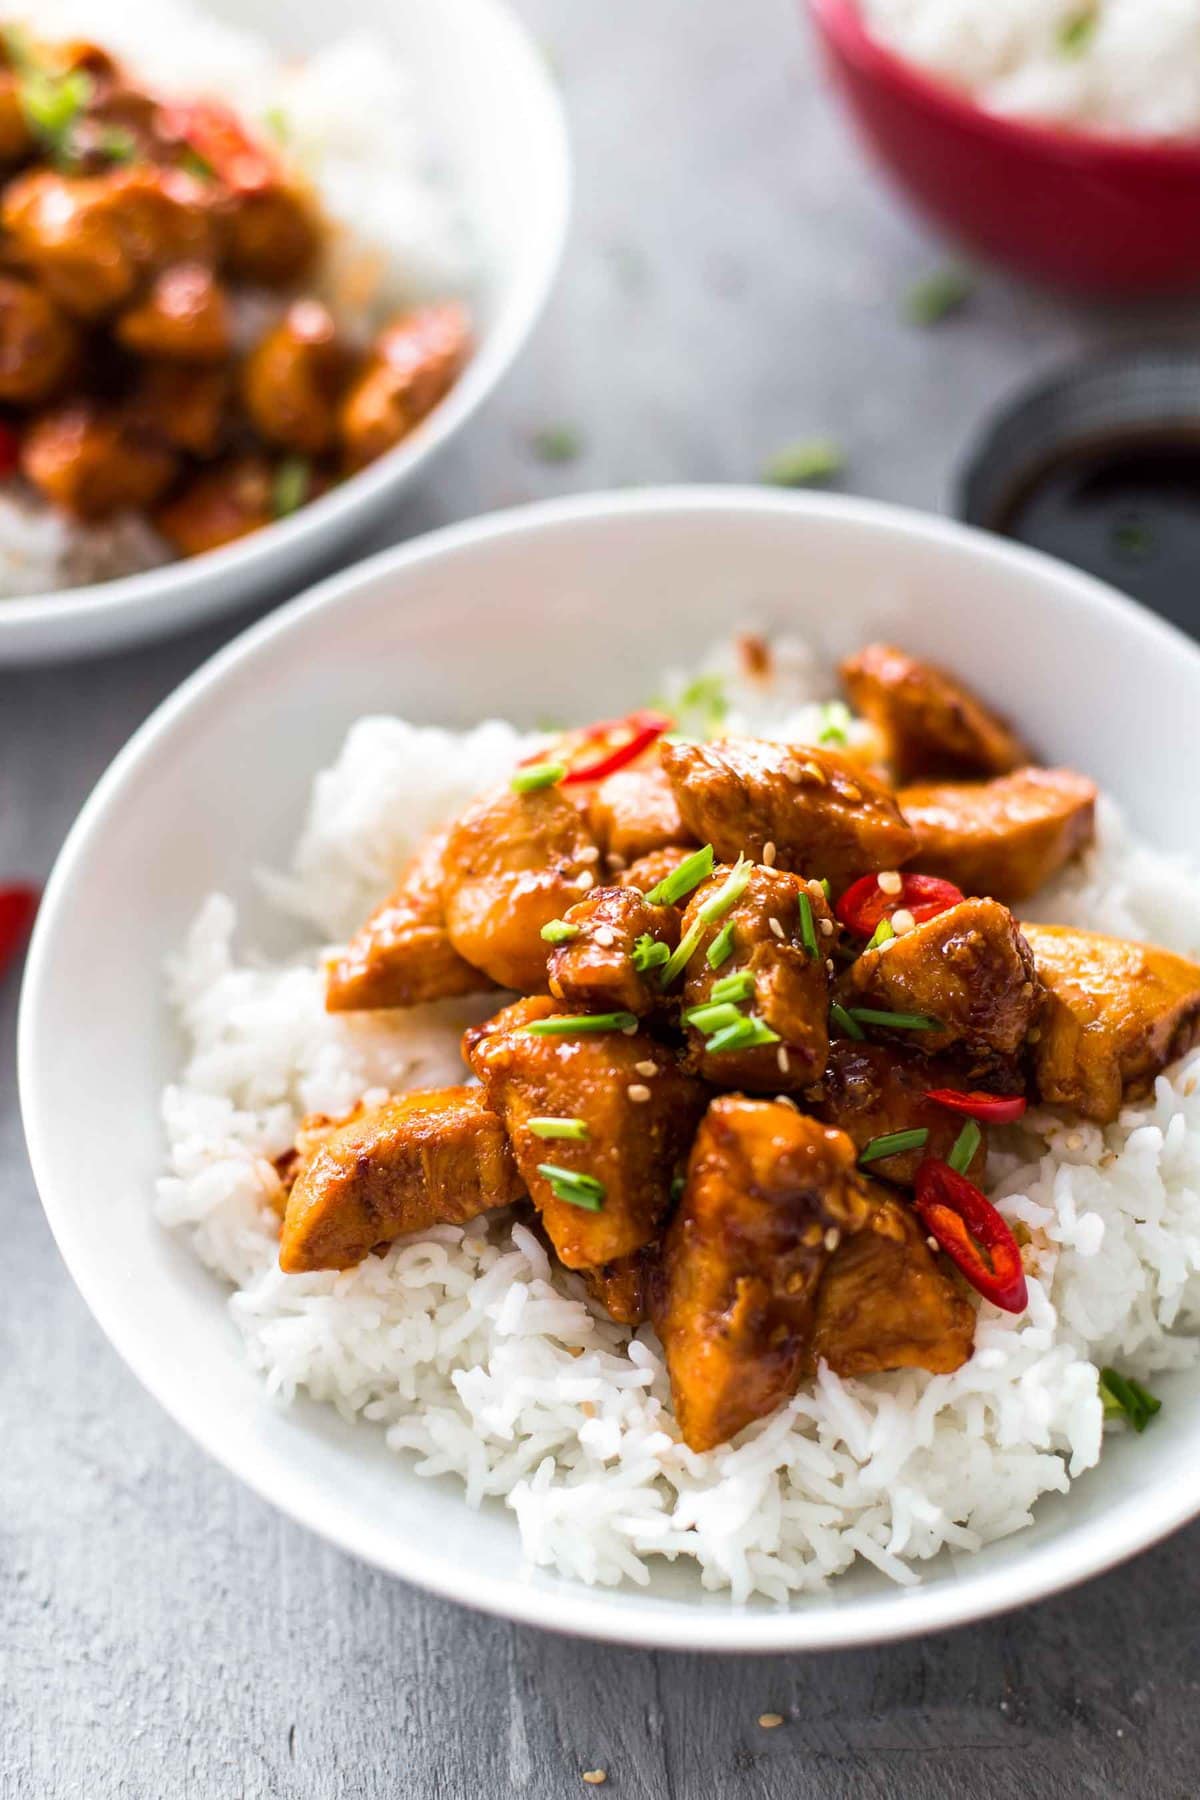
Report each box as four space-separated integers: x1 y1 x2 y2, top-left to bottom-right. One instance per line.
761 438 844 488
522 1012 638 1036
18 65 92 142
528 1117 589 1141
537 1163 606 1211
631 933 670 973
1058 7 1098 56
540 918 580 945
262 103 291 143
830 1002 865 1041
272 454 311 519
674 673 728 738
530 424 583 464
797 891 819 960
683 1000 747 1035
859 1127 929 1166
819 878 832 902
947 1119 982 1175
706 1014 780 1055
847 1007 939 1031
866 918 895 951
817 700 851 747
706 919 736 969
658 919 706 989
904 266 974 327
96 124 137 164
644 844 714 906
1099 1367 1161 1433
511 760 566 794
710 969 755 1006
178 145 216 182
697 854 752 925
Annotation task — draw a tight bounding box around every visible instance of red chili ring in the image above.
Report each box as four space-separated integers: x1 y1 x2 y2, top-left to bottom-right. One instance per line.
913 1157 1028 1314
836 871 964 937
926 1089 1028 1126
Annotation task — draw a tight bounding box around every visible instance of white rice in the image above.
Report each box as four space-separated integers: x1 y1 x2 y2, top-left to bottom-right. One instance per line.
861 0 1200 140
0 0 473 600
156 646 1200 1599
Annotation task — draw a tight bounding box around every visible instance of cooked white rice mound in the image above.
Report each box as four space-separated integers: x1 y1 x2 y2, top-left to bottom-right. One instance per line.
157 651 1200 1598
862 0 1200 140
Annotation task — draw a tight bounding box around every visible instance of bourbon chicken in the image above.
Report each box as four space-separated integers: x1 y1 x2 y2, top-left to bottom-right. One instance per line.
0 30 471 568
265 641 1200 1452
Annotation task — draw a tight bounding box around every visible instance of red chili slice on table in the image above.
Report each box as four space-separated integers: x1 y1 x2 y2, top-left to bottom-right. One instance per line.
836 871 965 937
913 1157 1028 1314
0 884 38 979
926 1089 1028 1125
519 710 672 787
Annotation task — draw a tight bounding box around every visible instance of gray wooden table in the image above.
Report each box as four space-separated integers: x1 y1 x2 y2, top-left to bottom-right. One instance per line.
4 4 1198 1795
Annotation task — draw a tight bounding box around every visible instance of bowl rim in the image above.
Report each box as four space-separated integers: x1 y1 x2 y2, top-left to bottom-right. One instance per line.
20 484 1200 1651
0 0 571 653
810 0 1200 169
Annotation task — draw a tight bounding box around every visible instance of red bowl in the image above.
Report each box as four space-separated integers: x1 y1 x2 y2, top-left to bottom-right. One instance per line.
809 0 1200 294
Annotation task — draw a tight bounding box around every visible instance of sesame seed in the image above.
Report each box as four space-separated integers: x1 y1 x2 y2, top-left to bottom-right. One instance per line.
593 926 616 947
579 1400 596 1417
783 758 804 783
1027 1027 1041 1043
891 908 916 934
769 917 786 940
1065 1132 1083 1151
758 1714 784 1730
621 1021 639 1036
577 869 595 890
635 1060 658 1078
1021 980 1035 997
582 1772 608 1786
842 783 862 802
762 840 777 867
777 1045 790 1073
877 870 902 895
819 917 834 937
823 1228 840 1252
803 760 826 784
825 958 835 974
627 1083 651 1103
926 1235 940 1254
608 852 627 872
775 1094 799 1111
579 845 601 864
548 977 564 999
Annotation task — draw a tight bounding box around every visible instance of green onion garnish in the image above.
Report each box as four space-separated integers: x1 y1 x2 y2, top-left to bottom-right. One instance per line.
511 761 566 794
530 424 583 465
262 104 291 144
522 1012 638 1036
706 1015 780 1055
1098 1367 1161 1433
18 65 92 159
904 266 974 327
859 1128 929 1166
97 124 137 164
674 673 728 739
178 145 216 182
847 1008 939 1031
706 919 736 969
658 919 706 989
683 1000 747 1036
644 843 714 906
709 969 755 1006
697 854 752 925
830 1002 865 1041
761 438 845 488
866 918 895 951
1058 7 1098 56
797 891 819 960
819 878 831 902
817 700 851 748
947 1119 982 1175
540 918 580 945
537 1163 606 1211
528 1117 589 1141
272 455 311 519
631 934 670 973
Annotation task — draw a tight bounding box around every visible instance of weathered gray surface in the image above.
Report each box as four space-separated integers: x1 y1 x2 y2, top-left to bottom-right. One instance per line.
2 3 1198 1795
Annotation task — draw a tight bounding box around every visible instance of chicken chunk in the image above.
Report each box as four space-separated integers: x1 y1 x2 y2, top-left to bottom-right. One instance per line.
0 276 77 405
678 866 835 1090
115 261 230 362
326 828 493 1013
441 784 603 992
618 846 694 897
240 299 348 454
652 1099 873 1452
661 737 917 888
223 179 321 287
546 884 680 1017
465 997 706 1270
154 454 274 555
836 898 1038 1062
22 400 177 520
279 1086 523 1273
339 303 470 471
1024 924 1200 1123
588 766 691 868
840 643 1028 783
807 1189 976 1378
581 1247 657 1327
813 1038 990 1184
900 767 1097 903
132 362 229 457
0 72 34 165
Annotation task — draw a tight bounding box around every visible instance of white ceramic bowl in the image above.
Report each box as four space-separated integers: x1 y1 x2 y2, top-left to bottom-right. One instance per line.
20 489 1200 1650
0 0 569 665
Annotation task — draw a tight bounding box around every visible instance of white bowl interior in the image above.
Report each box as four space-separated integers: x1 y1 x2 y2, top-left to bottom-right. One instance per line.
20 490 1200 1649
0 0 568 662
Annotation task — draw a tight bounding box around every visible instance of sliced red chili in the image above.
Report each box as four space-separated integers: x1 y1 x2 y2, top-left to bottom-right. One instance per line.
926 1088 1028 1125
0 883 38 979
836 871 965 937
913 1157 1028 1314
518 710 671 788
160 101 275 193
0 420 21 478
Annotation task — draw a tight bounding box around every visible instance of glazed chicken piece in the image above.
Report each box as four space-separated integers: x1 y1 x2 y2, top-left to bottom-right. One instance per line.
22 400 177 520
1024 924 1200 1123
223 179 321 287
661 737 918 888
546 884 681 1017
441 783 603 992
899 768 1097 903
0 276 78 405
154 454 275 555
813 1038 990 1184
806 1189 976 1378
132 362 229 457
340 303 471 471
840 643 1028 783
652 1099 873 1453
326 827 492 1013
581 1247 657 1327
0 71 34 164
678 865 835 1091
114 261 230 362
465 996 707 1270
588 766 692 869
618 846 694 897
836 898 1038 1063
278 1086 523 1273
240 299 348 455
